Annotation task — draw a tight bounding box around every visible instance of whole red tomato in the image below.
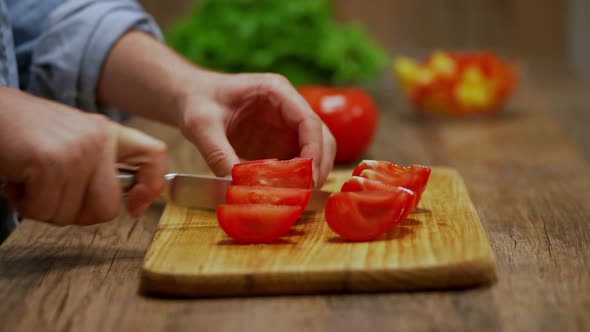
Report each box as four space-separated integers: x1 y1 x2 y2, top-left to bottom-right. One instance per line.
298 86 378 164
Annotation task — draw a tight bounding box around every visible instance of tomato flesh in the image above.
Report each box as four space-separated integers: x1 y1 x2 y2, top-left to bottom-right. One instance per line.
352 160 403 177
217 204 303 244
340 176 416 219
324 191 414 242
358 164 431 210
231 158 313 189
226 185 311 209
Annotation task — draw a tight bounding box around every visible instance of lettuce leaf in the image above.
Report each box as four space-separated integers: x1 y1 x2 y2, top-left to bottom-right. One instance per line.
165 0 388 86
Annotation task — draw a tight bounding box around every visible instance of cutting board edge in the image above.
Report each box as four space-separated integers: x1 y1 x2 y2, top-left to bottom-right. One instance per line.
140 255 496 297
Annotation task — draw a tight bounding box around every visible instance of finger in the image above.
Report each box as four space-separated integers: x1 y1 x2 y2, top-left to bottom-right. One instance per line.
296 115 323 187
181 101 240 176
51 165 87 226
114 124 168 217
76 129 120 226
273 91 324 186
316 124 336 188
77 165 120 226
15 164 64 223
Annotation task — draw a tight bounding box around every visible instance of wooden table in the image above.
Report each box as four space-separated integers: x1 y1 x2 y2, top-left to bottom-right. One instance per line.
1 71 589 331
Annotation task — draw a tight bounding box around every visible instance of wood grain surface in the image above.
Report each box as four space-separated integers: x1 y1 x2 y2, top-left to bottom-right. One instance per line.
0 74 589 331
141 168 495 296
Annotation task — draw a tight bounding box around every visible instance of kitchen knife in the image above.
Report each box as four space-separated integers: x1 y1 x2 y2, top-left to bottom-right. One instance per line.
118 170 331 212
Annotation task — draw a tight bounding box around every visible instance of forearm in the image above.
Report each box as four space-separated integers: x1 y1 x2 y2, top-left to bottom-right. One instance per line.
97 30 214 126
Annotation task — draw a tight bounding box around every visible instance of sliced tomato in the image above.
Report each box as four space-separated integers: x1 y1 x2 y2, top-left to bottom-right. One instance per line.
231 157 313 189
358 165 431 210
340 176 416 219
324 191 414 242
226 185 311 209
216 204 302 244
351 160 403 177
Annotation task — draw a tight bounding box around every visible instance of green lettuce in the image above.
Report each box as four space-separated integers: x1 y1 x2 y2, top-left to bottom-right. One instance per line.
165 0 388 86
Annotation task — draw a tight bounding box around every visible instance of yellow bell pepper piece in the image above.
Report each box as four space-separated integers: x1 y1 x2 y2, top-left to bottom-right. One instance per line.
392 57 421 93
428 51 456 78
463 66 485 85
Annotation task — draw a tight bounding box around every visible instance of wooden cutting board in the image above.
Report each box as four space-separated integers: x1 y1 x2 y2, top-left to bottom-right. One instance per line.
140 167 496 297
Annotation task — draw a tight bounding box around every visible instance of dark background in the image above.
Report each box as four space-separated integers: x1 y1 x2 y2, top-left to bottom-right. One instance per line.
138 0 588 78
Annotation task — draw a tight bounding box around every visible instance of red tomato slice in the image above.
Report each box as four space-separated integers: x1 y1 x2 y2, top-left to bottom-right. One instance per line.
324 191 414 242
226 186 311 209
340 176 416 219
358 165 431 210
231 158 313 189
352 160 403 177
216 204 302 244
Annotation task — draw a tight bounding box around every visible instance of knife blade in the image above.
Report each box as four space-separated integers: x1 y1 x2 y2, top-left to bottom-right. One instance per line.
118 170 331 212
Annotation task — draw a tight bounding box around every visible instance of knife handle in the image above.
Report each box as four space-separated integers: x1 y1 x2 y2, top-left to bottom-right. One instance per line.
117 169 137 194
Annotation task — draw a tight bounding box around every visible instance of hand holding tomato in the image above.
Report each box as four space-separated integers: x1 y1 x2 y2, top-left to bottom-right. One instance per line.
298 86 378 164
177 72 336 188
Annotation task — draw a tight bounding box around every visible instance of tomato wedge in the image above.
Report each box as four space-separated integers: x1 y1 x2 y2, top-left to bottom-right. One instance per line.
231 158 313 189
352 160 403 177
217 204 303 244
340 176 416 219
324 191 414 242
358 165 431 210
226 185 311 209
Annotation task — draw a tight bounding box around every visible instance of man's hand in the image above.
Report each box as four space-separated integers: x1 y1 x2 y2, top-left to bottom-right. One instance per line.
0 87 167 225
98 31 336 187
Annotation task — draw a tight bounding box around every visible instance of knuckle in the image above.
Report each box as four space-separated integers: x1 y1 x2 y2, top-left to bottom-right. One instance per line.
150 139 168 157
76 118 111 159
88 127 110 149
25 146 61 179
181 113 204 137
31 145 57 167
101 204 121 223
261 73 289 88
91 202 120 225
88 114 111 138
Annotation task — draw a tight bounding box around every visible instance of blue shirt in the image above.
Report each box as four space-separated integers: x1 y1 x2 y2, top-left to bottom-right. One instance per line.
0 0 163 243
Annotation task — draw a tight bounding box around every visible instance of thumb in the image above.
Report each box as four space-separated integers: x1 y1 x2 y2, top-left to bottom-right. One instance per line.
181 103 240 177
113 123 168 216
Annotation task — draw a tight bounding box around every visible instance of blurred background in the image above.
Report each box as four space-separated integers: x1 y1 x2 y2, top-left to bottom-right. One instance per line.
139 0 589 80
129 0 590 171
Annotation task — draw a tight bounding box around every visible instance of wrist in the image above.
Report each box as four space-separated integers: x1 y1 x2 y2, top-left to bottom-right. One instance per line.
98 31 219 126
